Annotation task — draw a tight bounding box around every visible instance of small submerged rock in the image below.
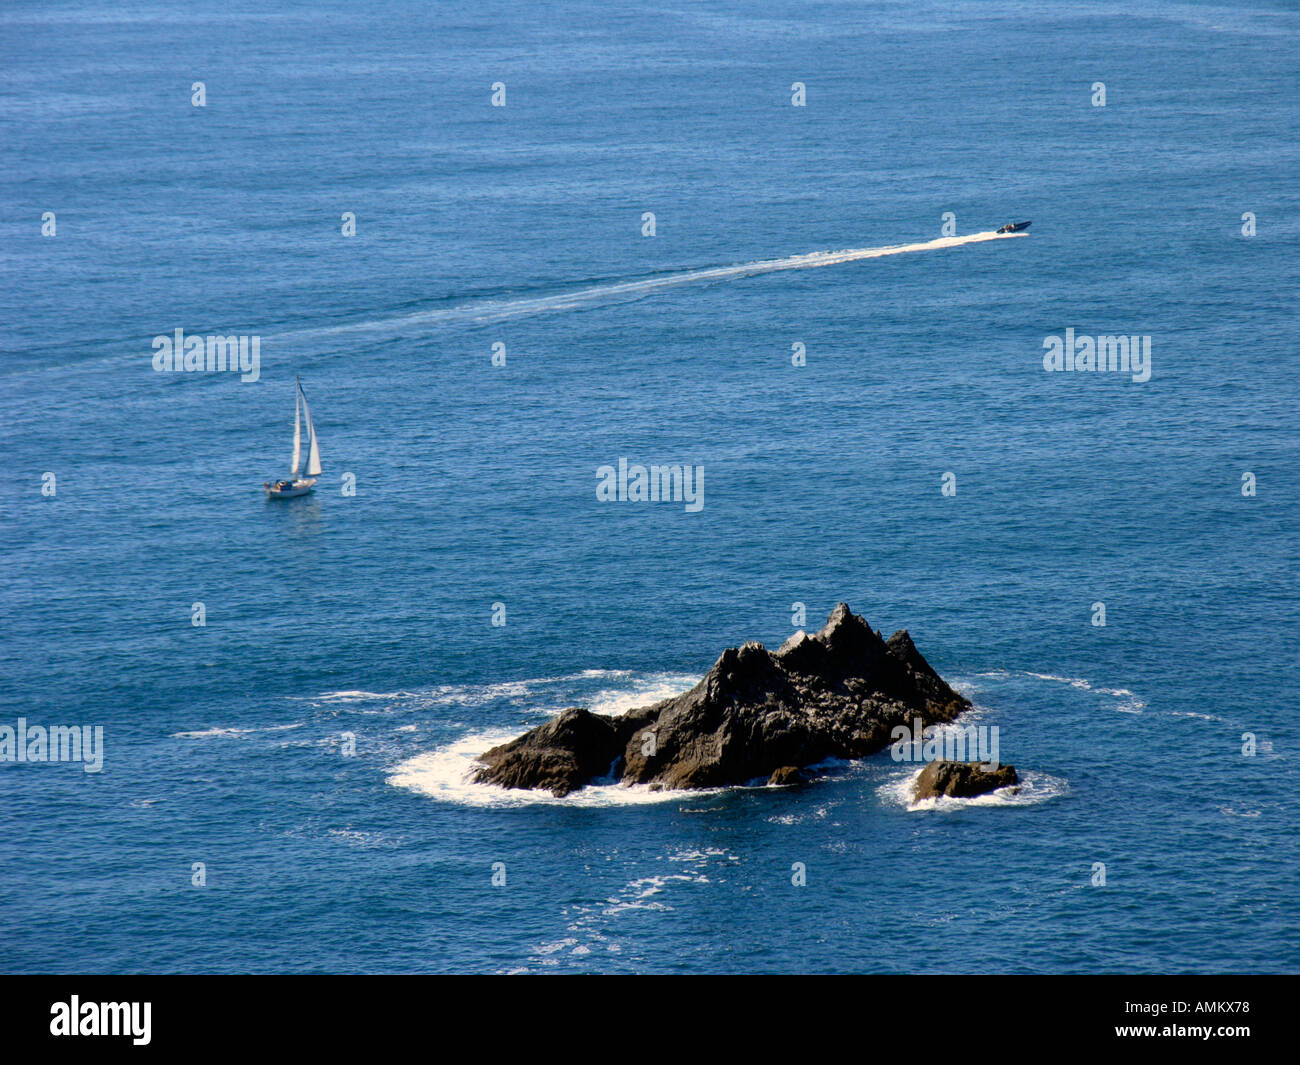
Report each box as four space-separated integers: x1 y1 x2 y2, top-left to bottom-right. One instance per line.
473 603 971 796
911 759 1020 801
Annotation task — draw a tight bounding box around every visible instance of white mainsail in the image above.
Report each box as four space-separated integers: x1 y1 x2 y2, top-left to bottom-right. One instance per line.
290 384 303 477
299 378 322 478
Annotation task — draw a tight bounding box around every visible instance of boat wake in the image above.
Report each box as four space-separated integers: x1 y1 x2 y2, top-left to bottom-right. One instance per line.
280 229 1026 340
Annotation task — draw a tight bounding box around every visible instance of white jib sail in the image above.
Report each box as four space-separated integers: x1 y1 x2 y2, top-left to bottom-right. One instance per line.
301 386 322 478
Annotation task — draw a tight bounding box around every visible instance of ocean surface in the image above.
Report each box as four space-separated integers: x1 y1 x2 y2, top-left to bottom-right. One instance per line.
1 0 1297 974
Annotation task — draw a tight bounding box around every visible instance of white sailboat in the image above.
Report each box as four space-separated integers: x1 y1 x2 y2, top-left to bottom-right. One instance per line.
264 376 322 498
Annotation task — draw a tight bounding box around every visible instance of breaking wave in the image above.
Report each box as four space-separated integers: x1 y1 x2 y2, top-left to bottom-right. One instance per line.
880 765 1070 812
387 731 718 808
171 723 305 739
967 669 1147 714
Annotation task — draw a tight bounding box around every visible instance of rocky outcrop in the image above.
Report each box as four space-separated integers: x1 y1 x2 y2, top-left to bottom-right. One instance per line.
471 707 626 798
911 759 1019 801
473 603 970 796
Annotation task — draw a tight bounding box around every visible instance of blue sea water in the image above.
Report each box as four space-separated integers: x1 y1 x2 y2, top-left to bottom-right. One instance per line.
1 0 1298 974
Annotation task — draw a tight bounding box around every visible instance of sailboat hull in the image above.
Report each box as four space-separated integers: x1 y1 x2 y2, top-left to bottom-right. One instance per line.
264 479 316 498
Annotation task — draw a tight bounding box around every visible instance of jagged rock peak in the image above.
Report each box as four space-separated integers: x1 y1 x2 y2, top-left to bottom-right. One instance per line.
472 602 970 796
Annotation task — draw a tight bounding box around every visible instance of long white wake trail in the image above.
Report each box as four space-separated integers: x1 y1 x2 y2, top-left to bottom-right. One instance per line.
284 229 1025 340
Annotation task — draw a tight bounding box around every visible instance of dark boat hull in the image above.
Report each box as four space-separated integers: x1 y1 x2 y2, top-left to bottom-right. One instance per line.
996 220 1031 233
